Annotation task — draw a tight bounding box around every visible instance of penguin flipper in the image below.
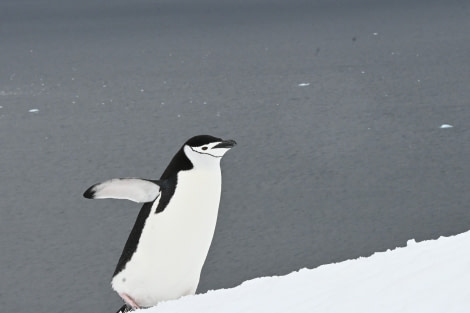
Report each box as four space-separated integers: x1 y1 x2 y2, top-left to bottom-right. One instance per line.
83 178 160 203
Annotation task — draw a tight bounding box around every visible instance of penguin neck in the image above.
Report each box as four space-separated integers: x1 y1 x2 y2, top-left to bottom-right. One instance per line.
160 148 192 180
160 147 222 180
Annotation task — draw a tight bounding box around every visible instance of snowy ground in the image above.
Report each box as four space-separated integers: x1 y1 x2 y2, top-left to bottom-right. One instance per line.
140 230 470 313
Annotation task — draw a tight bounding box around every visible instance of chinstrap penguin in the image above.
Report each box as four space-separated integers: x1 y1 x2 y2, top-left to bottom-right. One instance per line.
83 135 236 312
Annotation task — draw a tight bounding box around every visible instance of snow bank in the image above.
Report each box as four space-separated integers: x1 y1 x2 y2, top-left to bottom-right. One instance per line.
140 231 470 313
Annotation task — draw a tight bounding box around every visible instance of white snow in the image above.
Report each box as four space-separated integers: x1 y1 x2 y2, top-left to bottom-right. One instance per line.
139 230 470 313
440 124 453 129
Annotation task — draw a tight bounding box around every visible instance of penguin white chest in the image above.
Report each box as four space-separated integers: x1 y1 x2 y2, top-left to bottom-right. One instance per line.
112 167 222 307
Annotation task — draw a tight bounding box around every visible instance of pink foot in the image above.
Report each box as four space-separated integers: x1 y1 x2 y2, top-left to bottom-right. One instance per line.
119 293 140 309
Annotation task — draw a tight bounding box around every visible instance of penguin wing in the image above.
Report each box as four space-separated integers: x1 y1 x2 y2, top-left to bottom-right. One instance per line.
83 178 160 203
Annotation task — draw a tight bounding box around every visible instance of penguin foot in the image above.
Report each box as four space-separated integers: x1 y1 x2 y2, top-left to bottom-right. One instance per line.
115 304 133 313
119 293 140 310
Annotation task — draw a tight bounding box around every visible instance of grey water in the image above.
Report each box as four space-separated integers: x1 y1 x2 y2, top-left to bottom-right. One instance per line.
1 0 470 312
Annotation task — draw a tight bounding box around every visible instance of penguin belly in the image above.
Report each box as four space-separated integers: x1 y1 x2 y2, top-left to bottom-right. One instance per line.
111 168 222 307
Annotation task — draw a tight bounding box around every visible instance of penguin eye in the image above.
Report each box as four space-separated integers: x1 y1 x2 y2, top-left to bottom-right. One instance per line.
202 146 208 151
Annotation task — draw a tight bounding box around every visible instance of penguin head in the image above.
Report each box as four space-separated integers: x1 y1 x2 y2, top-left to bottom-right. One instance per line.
183 135 237 166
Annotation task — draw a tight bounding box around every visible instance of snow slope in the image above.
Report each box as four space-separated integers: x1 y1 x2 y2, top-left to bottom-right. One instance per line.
139 230 470 313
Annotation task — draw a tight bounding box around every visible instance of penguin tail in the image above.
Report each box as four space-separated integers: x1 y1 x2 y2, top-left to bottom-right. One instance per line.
115 304 134 313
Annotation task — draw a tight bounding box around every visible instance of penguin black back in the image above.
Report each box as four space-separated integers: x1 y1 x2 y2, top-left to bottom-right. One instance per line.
113 201 154 276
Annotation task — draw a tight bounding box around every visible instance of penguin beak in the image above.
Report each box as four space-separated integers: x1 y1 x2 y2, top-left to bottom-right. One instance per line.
213 139 237 149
